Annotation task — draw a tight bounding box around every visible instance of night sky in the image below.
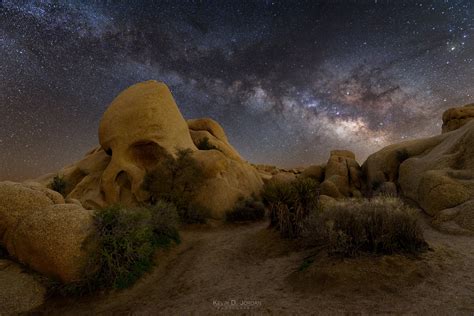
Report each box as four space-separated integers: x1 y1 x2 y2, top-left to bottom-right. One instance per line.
1 1 473 180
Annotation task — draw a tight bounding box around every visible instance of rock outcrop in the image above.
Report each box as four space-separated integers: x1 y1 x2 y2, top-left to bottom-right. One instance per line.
442 103 474 133
320 150 362 198
35 146 110 210
190 150 263 218
297 150 362 199
0 182 96 283
98 80 198 206
188 118 243 161
363 113 474 234
39 81 263 219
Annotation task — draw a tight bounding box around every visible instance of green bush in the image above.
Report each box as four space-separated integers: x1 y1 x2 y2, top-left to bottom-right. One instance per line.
301 197 428 256
262 178 319 238
52 202 180 295
196 137 218 150
49 175 67 196
226 196 265 222
142 148 208 224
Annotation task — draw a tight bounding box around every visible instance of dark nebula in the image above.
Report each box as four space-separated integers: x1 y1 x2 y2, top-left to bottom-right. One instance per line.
1 0 473 180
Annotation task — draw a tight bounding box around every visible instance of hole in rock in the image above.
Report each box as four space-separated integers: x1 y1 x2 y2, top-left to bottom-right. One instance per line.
130 141 165 168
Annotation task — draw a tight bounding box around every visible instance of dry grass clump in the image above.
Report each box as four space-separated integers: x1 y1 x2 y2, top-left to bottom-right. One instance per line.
302 197 428 256
262 178 319 238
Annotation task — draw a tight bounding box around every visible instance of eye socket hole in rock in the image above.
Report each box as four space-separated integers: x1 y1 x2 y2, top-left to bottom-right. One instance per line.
115 171 132 190
105 148 112 156
115 170 135 202
130 141 163 168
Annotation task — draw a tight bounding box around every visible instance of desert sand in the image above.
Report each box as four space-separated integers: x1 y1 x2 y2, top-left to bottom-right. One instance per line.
37 211 474 315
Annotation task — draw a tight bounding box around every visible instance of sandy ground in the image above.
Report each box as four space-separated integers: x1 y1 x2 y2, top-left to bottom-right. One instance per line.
37 212 474 315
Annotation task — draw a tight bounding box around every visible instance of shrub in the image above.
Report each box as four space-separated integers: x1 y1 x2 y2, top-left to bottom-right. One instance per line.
49 175 67 196
262 178 319 238
226 196 265 222
196 137 218 150
52 202 180 295
301 197 428 256
142 148 208 224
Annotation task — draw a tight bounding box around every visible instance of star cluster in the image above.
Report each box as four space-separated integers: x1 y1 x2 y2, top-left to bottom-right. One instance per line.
1 0 473 180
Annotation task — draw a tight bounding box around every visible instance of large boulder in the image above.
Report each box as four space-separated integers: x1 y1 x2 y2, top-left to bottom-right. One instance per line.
363 118 474 234
37 81 264 219
442 103 474 133
0 259 46 314
319 150 362 198
300 164 325 182
98 80 197 205
191 150 263 218
0 182 96 283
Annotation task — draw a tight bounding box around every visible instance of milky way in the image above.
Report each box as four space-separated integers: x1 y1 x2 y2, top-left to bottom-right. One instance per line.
1 0 473 180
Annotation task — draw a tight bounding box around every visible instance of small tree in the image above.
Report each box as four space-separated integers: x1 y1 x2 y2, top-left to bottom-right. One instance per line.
142 149 207 223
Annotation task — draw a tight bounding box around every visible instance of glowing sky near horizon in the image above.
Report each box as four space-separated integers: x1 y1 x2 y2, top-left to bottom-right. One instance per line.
1 0 473 180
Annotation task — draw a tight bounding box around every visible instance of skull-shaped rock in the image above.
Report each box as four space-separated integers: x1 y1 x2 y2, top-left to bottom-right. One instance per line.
99 80 196 204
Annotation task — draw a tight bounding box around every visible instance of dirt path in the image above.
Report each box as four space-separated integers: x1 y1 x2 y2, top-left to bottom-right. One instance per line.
38 215 474 315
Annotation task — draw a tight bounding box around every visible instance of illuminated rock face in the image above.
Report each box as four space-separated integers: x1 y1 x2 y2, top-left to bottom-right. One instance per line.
98 80 197 205
0 182 96 283
41 80 263 218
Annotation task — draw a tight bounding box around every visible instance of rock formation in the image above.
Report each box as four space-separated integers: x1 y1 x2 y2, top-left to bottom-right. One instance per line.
0 182 96 283
2 81 472 314
188 118 243 161
363 104 474 234
98 81 198 206
38 80 263 218
296 150 363 199
319 150 362 198
442 103 474 133
254 164 302 185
